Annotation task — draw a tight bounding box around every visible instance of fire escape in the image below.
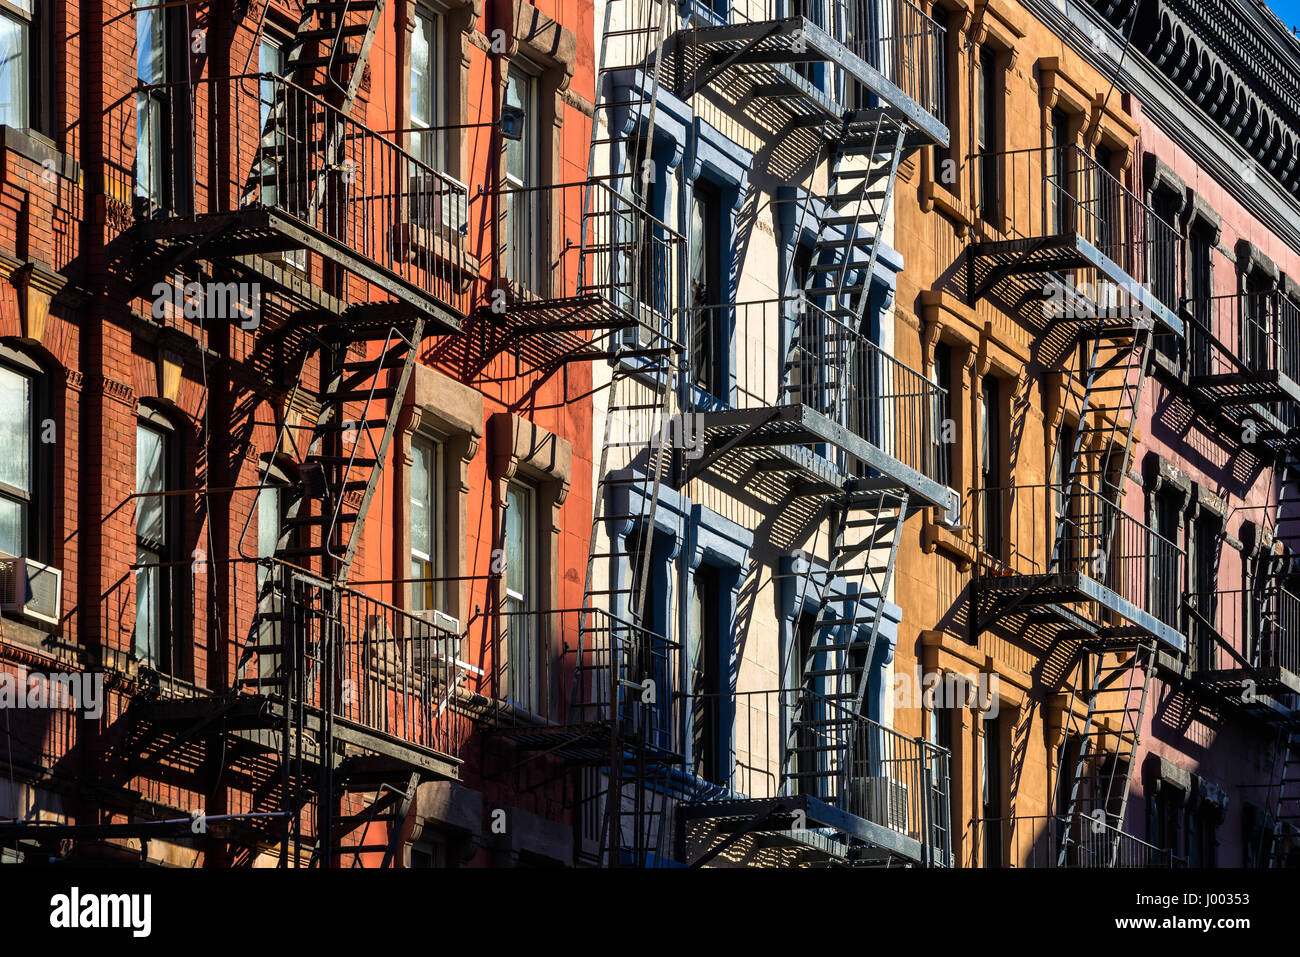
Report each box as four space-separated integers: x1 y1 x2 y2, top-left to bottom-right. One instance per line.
662 0 956 867
1178 243 1300 866
966 145 1187 866
121 1 475 866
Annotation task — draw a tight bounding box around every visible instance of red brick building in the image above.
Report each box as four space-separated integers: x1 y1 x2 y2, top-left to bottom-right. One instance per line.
0 0 603 867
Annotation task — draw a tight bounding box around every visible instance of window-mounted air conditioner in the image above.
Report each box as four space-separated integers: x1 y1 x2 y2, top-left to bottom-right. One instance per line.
0 554 62 626
852 776 910 833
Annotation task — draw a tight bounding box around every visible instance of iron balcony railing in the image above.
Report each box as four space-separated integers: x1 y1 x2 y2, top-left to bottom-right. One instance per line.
261 563 470 760
1186 586 1300 680
975 814 1186 868
1185 289 1300 386
127 73 470 315
968 146 1183 319
699 0 947 125
686 298 950 486
970 482 1185 632
682 688 952 866
487 179 684 335
495 606 681 756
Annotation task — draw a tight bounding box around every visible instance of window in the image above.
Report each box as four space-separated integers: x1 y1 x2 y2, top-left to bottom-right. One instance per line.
505 483 541 712
1049 109 1072 234
1152 787 1183 858
1190 514 1220 671
410 433 443 612
689 180 726 397
689 565 724 786
1052 421 1078 571
1093 143 1119 261
979 376 1002 558
977 48 1000 221
256 472 288 681
409 8 442 171
1243 271 1274 374
135 417 184 673
1150 187 1182 357
788 611 819 796
928 343 953 486
981 711 1003 867
504 66 540 288
0 0 38 131
0 360 35 560
1188 223 1215 376
257 32 305 267
931 6 951 170
135 0 172 212
1151 489 1181 623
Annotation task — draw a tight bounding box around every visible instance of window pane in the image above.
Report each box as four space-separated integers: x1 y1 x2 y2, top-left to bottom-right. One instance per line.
0 12 28 129
410 436 439 610
0 494 23 556
135 546 160 663
410 11 435 165
0 364 31 494
505 485 526 597
136 424 166 545
504 71 528 185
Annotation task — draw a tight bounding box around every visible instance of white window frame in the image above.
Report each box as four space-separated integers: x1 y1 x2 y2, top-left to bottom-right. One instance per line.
135 416 173 668
0 358 34 560
409 5 444 173
504 63 541 290
504 481 540 712
0 0 33 131
410 431 444 613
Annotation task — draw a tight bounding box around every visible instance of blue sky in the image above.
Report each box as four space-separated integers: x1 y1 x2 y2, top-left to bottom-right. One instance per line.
1266 0 1300 31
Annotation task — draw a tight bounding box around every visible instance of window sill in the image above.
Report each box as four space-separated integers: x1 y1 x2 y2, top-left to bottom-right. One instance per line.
922 512 976 571
920 177 974 235
0 126 80 181
391 222 478 290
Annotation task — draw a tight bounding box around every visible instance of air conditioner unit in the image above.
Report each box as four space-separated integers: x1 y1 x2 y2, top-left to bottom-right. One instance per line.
852 776 910 833
0 555 62 626
411 609 468 679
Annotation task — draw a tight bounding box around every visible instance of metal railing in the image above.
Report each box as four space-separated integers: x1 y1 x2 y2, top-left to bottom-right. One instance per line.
975 814 1185 867
970 483 1185 631
681 688 952 865
701 0 947 124
488 179 684 334
495 606 681 755
1186 586 1300 679
261 563 469 760
686 298 949 485
1186 288 1300 385
123 74 469 315
968 146 1182 318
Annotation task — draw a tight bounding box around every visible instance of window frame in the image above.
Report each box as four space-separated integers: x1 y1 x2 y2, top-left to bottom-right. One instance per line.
409 430 445 614
504 62 542 291
135 410 186 675
504 480 542 712
409 5 445 173
0 353 39 562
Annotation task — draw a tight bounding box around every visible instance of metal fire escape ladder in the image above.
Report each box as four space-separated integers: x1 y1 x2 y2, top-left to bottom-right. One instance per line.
1046 308 1160 865
779 111 912 810
569 0 683 869
285 0 384 109
1269 729 1300 866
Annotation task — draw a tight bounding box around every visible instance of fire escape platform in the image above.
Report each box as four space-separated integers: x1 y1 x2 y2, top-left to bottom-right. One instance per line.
680 794 925 867
665 17 947 150
970 234 1184 338
134 209 464 334
688 403 958 518
134 692 463 782
976 572 1185 653
1189 368 1300 409
1197 665 1300 705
